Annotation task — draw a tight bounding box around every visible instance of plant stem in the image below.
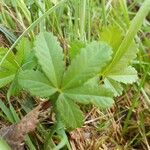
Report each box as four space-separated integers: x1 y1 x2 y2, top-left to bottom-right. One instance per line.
80 0 86 41
102 0 107 26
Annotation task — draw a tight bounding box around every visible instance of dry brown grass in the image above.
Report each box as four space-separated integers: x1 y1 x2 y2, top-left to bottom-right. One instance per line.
0 33 9 47
68 88 150 150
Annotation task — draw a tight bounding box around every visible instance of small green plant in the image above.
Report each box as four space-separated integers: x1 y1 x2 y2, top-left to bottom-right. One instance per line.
0 38 36 96
18 32 114 130
0 0 150 149
0 30 141 131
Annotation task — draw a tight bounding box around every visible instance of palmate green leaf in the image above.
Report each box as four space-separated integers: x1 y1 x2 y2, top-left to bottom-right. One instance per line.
104 78 123 97
64 85 114 108
0 47 18 70
100 25 123 52
0 72 15 88
8 38 36 96
100 24 138 70
106 43 138 84
84 77 99 87
100 25 138 84
7 75 21 96
108 66 138 84
56 94 84 130
34 32 65 88
16 38 33 66
0 38 35 88
102 0 150 82
15 37 36 69
18 70 57 97
69 40 85 60
0 47 18 88
62 41 112 89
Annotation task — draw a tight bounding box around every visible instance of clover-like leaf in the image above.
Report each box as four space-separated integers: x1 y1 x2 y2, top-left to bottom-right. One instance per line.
100 25 123 53
101 25 138 86
104 78 123 97
56 94 84 130
64 85 114 108
108 66 138 84
0 38 35 89
69 40 85 60
62 41 112 89
34 32 65 88
15 37 36 70
18 70 57 97
0 47 18 88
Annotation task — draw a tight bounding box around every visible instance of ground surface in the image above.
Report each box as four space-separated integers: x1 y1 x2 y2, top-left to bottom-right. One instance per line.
0 0 150 150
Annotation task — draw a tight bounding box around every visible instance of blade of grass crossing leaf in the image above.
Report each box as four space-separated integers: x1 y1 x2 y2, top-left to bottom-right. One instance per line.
103 0 150 76
0 73 15 88
0 0 67 67
104 78 123 97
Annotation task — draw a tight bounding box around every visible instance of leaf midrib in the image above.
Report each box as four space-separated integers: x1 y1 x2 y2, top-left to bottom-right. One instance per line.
43 33 58 86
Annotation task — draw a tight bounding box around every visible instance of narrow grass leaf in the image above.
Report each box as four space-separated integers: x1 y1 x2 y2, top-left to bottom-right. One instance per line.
0 100 14 123
103 0 150 76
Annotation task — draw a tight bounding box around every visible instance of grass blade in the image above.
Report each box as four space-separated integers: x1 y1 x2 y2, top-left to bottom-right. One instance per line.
103 0 150 76
0 0 67 67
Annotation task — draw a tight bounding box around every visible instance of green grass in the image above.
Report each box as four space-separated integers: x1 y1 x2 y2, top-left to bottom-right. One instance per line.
0 0 150 149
